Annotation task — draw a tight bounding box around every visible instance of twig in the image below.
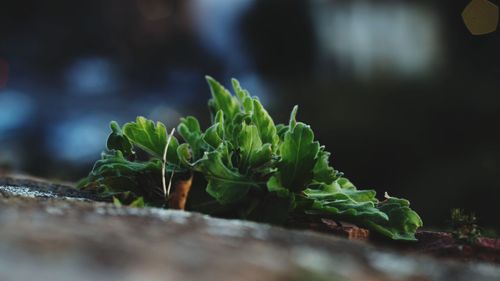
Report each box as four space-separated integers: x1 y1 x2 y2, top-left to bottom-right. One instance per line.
162 128 176 200
167 169 175 198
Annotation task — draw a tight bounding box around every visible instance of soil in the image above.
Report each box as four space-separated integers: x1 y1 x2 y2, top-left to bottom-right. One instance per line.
307 219 500 265
395 231 500 264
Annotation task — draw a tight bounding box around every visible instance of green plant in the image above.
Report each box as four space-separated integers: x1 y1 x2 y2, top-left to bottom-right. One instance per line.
80 76 423 241
450 208 481 244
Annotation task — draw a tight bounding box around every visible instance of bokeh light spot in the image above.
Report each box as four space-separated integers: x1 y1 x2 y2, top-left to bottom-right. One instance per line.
65 57 118 96
0 91 34 137
47 115 111 162
462 0 499 35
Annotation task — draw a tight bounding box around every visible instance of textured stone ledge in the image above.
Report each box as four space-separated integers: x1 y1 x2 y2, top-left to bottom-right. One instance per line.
0 176 499 281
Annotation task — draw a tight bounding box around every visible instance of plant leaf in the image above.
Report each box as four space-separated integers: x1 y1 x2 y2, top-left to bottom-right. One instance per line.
123 116 179 164
203 112 224 149
313 148 338 184
304 181 422 241
112 196 123 207
177 116 206 160
107 121 134 158
252 98 279 147
81 150 167 205
232 78 253 113
238 123 263 172
304 181 386 222
249 143 273 169
206 76 240 121
289 105 299 130
129 197 145 208
199 147 258 204
278 122 320 192
362 195 423 241
267 175 290 198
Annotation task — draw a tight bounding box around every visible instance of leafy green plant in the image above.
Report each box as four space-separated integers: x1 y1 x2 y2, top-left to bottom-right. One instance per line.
80 76 423 241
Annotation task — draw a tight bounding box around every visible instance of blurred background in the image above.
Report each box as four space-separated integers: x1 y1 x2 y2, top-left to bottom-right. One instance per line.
1 0 499 230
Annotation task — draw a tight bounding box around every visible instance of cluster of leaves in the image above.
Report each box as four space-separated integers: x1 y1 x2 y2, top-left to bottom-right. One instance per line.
80 76 423 241
450 208 481 244
78 118 181 207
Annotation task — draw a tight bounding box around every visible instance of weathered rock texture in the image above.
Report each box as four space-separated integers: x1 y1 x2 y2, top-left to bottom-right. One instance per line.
0 175 499 281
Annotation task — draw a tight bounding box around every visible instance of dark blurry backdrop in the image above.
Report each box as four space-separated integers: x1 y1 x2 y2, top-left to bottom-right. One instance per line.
1 0 499 229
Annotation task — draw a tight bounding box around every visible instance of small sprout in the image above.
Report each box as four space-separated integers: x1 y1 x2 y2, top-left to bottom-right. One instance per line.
450 208 481 244
129 197 145 208
112 196 123 207
113 196 145 208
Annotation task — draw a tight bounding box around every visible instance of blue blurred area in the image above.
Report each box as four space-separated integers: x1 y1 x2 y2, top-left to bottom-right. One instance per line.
1 0 499 228
0 90 34 137
65 57 119 96
46 115 113 162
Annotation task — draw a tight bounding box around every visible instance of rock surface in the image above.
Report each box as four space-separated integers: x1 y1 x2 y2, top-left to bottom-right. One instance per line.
1 175 499 281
